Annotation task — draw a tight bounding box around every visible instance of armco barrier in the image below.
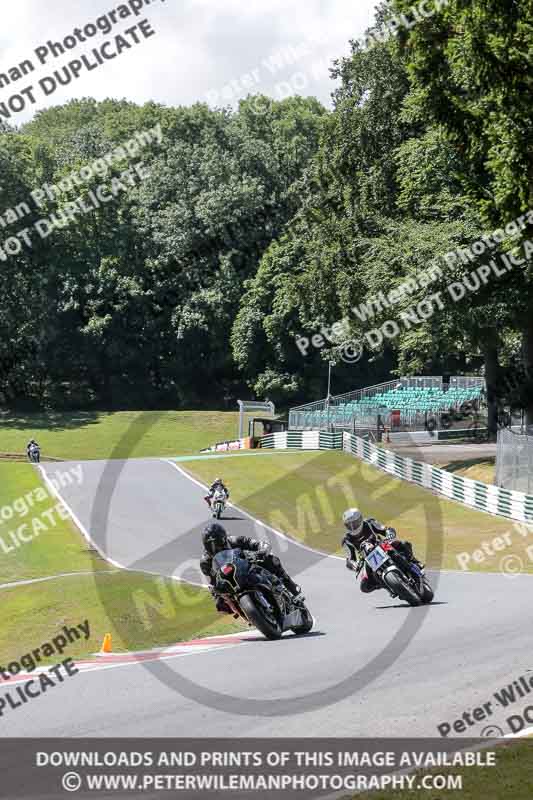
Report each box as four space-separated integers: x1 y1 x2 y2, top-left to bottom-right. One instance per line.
260 431 343 450
259 429 533 523
343 432 533 523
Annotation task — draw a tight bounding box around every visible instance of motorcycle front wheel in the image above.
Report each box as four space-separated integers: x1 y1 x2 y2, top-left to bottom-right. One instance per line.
421 578 434 604
240 593 282 640
383 569 421 607
292 605 314 635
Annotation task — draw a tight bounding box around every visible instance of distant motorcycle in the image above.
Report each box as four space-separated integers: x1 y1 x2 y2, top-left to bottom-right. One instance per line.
356 538 434 606
212 548 313 640
28 444 41 464
211 488 227 520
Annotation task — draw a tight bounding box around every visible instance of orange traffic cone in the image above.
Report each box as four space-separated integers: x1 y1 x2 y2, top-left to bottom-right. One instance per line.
100 633 112 654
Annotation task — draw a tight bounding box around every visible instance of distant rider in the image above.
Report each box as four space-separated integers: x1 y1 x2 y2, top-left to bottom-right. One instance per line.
204 477 230 508
26 439 40 460
200 522 302 613
341 508 422 594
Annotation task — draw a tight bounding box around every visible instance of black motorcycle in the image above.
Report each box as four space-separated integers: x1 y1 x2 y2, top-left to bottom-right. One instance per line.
212 548 313 640
353 537 434 606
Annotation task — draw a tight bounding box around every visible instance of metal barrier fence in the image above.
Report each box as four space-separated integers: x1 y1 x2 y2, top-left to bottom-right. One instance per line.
289 376 445 425
399 376 443 389
288 376 486 431
449 375 485 389
289 406 488 434
496 427 533 493
343 433 533 523
288 408 390 432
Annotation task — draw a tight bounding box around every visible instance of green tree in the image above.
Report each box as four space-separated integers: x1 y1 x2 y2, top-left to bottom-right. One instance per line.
392 0 533 422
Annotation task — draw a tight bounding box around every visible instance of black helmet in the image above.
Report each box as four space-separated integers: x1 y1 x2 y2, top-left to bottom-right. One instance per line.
202 522 228 555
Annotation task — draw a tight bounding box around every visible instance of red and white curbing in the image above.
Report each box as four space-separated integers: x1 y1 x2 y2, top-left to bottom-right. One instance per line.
3 631 256 687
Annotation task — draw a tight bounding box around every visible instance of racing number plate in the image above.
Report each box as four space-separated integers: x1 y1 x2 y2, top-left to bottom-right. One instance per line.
365 545 389 571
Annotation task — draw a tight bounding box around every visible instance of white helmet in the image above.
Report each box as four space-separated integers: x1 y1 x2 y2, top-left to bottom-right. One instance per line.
343 508 364 537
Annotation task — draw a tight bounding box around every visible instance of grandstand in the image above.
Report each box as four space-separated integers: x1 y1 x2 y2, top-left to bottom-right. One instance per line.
289 376 485 433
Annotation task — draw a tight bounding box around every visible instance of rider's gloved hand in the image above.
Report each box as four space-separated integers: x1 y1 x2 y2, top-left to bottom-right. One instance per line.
385 527 397 541
257 540 271 556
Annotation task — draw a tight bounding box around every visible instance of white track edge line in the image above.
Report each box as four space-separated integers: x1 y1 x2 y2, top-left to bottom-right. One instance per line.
162 459 340 561
506 726 533 738
0 571 119 591
37 464 205 589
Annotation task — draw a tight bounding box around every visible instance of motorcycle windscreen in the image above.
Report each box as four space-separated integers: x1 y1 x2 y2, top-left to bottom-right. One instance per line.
212 548 241 571
212 549 251 576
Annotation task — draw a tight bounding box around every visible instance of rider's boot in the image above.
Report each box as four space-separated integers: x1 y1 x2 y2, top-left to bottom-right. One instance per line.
280 572 303 603
401 541 425 571
408 549 425 571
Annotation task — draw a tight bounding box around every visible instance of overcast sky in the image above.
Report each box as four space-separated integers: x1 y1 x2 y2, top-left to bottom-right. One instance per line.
1 0 379 124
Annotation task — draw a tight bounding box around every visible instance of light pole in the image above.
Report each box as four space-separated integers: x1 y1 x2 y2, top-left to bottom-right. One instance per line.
326 360 335 407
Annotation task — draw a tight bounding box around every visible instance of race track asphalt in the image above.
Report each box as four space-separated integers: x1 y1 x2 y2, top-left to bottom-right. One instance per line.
387 442 496 464
4 457 532 740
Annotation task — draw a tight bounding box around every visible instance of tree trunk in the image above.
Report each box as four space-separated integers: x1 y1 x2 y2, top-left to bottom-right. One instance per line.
522 313 533 428
99 352 113 408
483 341 500 439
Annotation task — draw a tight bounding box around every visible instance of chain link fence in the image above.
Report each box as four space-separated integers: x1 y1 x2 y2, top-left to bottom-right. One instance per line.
496 427 533 493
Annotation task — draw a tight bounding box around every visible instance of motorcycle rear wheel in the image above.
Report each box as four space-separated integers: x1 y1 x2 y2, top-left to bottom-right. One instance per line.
240 593 282 640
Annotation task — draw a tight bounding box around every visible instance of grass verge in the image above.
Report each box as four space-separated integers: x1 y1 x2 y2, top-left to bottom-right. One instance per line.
0 463 243 665
0 410 256 460
184 451 533 573
0 573 243 666
356 740 533 799
0 464 113 584
441 457 496 485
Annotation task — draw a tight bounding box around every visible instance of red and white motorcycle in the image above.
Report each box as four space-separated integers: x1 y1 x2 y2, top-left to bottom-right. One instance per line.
353 537 434 606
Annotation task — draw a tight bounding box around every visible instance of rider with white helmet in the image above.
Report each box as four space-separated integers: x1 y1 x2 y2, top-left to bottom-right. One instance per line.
342 508 421 593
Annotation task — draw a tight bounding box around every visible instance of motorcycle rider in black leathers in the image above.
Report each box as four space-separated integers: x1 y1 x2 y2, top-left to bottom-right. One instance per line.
204 478 230 508
200 522 302 613
342 508 422 593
